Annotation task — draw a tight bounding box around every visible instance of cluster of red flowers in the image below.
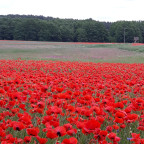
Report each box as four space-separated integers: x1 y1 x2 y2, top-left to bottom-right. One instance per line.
0 60 144 144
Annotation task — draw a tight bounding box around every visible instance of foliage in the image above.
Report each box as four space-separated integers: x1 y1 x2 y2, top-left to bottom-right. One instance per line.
110 21 142 43
0 15 144 42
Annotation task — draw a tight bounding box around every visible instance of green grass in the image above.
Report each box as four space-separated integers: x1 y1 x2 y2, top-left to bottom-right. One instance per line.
19 56 144 63
83 43 144 52
82 43 131 48
0 41 144 63
119 45 144 52
0 49 40 53
88 56 144 63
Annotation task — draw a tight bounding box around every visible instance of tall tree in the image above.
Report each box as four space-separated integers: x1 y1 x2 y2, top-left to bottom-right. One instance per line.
0 18 14 40
1 14 144 43
110 21 142 43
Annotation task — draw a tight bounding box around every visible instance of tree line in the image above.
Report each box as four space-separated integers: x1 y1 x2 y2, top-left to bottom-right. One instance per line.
0 14 144 43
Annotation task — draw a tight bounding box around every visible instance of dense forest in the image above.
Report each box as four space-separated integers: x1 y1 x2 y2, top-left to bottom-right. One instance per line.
0 14 144 43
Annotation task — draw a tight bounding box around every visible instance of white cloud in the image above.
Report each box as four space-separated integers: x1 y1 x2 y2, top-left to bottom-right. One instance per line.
0 0 143 22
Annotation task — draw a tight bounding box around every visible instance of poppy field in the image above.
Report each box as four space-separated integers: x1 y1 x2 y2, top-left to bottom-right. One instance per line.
0 59 144 144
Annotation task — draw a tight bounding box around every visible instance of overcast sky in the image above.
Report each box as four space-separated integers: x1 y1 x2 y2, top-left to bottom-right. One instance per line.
0 0 143 22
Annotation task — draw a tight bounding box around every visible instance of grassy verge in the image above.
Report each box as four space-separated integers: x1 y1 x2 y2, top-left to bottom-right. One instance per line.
84 43 144 52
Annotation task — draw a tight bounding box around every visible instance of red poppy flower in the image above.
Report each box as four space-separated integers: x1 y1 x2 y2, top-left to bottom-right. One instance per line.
115 102 124 109
27 127 39 136
97 116 105 124
0 127 6 137
55 126 67 137
94 130 108 142
63 123 73 131
125 107 132 113
0 88 5 94
36 136 48 144
18 112 32 125
0 100 6 107
108 132 120 142
113 125 119 130
50 120 59 127
46 106 62 114
61 137 78 144
13 121 25 131
76 121 85 129
67 105 75 112
42 116 53 124
56 87 64 93
126 113 138 122
5 134 16 143
114 117 124 124
131 133 141 143
106 126 113 132
115 111 125 118
67 129 77 136
137 126 144 131
120 124 126 128
105 106 114 113
15 138 24 144
41 85 48 92
24 136 32 143
85 119 101 130
37 101 45 109
99 130 108 137
108 132 116 140
19 103 26 111
46 129 58 139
